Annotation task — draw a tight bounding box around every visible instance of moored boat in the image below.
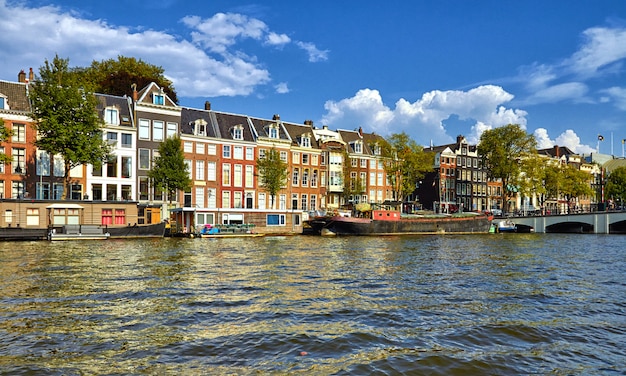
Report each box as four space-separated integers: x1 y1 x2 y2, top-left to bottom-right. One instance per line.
307 209 492 236
495 219 517 233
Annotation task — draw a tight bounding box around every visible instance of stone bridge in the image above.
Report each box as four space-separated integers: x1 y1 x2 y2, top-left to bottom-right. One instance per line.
507 211 626 234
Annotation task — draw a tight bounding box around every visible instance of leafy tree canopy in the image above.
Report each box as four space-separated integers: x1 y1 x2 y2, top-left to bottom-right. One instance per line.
380 132 434 203
148 135 191 200
606 166 626 203
0 118 13 165
256 147 288 208
477 124 537 210
29 55 112 199
73 56 178 104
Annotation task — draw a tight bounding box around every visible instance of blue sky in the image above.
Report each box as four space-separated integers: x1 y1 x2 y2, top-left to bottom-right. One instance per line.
2 0 626 155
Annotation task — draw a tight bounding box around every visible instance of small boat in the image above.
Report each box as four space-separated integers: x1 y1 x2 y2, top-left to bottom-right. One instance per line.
196 224 264 238
496 219 517 233
306 209 492 236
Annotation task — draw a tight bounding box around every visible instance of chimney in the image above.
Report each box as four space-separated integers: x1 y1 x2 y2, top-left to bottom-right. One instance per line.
28 68 34 82
272 114 280 121
554 145 560 158
323 125 329 130
18 70 26 83
204 101 211 111
131 83 138 102
358 126 363 137
304 119 313 126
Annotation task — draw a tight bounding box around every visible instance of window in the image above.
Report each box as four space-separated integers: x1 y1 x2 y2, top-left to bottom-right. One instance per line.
302 169 309 187
102 209 113 225
107 132 117 145
121 133 132 148
208 144 217 155
106 156 117 177
195 160 205 180
0 96 5 109
302 154 309 164
195 187 205 208
91 184 102 200
232 125 243 140
292 168 299 186
280 151 288 162
222 191 231 208
105 108 119 125
311 155 318 166
153 93 164 105
153 120 164 141
139 149 150 170
196 143 205 154
122 185 132 200
107 184 117 200
121 156 132 178
183 142 193 153
37 151 50 176
222 164 231 185
234 146 243 159
12 181 24 199
234 165 242 187
167 122 178 138
12 123 26 143
207 188 217 208
258 193 266 210
245 165 254 188
139 177 149 200
301 194 308 211
234 191 242 208
279 194 286 210
352 141 362 153
246 147 254 160
292 152 300 164
259 149 266 159
193 119 206 136
311 170 318 188
207 161 216 181
300 135 311 148
267 214 286 226
139 119 150 140
36 182 50 200
12 148 25 174
310 195 317 211
223 145 231 158
115 209 126 225
292 194 298 210
361 159 367 168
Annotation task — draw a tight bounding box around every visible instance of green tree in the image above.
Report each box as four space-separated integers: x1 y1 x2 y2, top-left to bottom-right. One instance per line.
29 55 112 199
148 136 191 202
256 147 288 209
477 124 537 212
560 164 594 213
342 150 365 206
605 166 626 207
380 132 434 205
0 118 13 165
74 56 178 103
518 153 547 210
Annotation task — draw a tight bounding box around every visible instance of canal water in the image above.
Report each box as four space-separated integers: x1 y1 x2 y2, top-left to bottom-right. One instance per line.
0 234 624 375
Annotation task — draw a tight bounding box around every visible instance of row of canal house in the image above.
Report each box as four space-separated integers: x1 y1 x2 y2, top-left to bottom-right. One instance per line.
1 73 394 233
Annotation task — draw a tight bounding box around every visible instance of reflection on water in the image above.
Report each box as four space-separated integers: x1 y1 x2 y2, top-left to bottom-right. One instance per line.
1 234 625 374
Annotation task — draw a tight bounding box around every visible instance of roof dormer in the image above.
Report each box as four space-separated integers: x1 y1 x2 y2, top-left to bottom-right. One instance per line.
231 124 244 140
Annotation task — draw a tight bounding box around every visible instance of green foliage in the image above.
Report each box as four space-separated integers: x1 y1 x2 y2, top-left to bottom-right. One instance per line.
342 150 365 203
148 136 191 201
518 153 547 202
606 166 626 203
29 55 112 199
73 56 178 103
380 132 434 203
256 147 288 208
477 124 537 210
561 164 594 212
0 118 13 165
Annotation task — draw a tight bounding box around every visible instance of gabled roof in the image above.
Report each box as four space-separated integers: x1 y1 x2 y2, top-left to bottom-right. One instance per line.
213 112 256 142
248 116 291 143
95 93 133 126
180 107 217 138
0 80 30 113
538 146 577 158
135 82 177 108
282 121 319 149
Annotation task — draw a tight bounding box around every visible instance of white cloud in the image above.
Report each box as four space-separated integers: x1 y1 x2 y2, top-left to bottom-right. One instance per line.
533 128 596 154
0 1 323 98
533 128 554 149
566 26 626 77
524 82 590 105
321 85 527 146
295 41 329 62
600 86 626 110
274 82 289 94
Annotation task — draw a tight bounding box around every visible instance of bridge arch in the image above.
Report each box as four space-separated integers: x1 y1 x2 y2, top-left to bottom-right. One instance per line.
546 221 594 234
